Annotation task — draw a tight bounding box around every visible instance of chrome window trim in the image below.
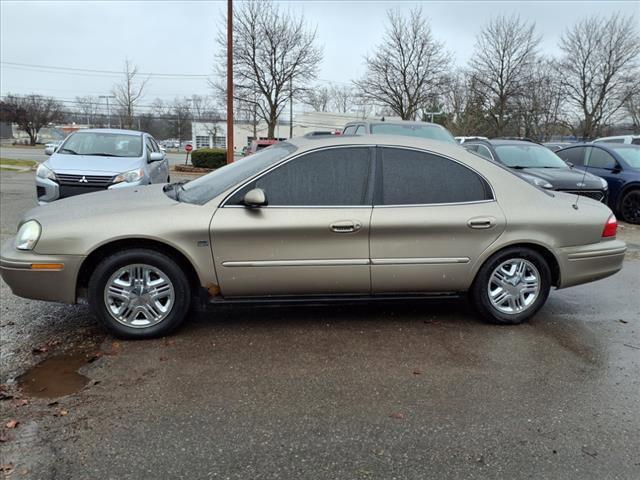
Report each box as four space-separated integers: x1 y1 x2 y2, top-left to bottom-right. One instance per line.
224 205 373 209
374 199 496 208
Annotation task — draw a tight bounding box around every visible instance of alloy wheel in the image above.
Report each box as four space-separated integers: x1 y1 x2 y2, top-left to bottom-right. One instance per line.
487 258 540 315
104 264 175 328
621 191 640 224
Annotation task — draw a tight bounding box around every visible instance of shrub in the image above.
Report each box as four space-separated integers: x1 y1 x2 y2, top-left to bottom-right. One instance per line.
191 148 227 169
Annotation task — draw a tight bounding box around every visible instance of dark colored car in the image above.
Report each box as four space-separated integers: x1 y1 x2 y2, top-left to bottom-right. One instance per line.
544 142 576 152
463 139 608 202
556 143 640 224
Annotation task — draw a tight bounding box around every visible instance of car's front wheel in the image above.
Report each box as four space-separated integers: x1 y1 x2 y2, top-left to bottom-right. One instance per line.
88 249 191 339
620 189 640 224
471 247 551 325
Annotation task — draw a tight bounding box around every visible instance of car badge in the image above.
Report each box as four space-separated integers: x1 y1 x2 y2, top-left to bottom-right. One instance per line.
79 176 88 183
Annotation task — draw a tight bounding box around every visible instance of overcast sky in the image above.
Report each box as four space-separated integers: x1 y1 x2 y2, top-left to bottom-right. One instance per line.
1 0 638 111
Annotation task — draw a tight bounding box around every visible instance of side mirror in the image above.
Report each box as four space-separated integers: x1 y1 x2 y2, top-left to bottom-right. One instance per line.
564 161 574 168
44 146 55 156
243 188 267 208
149 152 164 162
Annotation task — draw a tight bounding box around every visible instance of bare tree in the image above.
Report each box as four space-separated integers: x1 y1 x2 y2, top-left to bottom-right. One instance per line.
2 94 64 145
154 98 192 143
75 96 102 127
559 13 640 139
304 86 330 112
330 85 353 113
469 15 540 137
515 59 568 141
354 8 449 120
622 84 640 133
216 0 322 138
112 59 148 129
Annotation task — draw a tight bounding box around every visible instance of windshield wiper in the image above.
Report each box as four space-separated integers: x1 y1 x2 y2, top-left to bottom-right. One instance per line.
510 165 527 169
163 181 187 201
86 152 126 157
59 148 78 155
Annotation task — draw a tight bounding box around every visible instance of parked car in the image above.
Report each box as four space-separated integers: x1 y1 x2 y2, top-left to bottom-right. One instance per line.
36 129 170 204
556 143 640 224
593 135 640 145
543 142 575 152
245 139 278 155
342 120 457 144
44 141 62 151
1 135 626 339
455 136 488 144
463 139 608 202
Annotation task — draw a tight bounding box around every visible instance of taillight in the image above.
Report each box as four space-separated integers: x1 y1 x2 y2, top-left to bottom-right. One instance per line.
602 214 617 238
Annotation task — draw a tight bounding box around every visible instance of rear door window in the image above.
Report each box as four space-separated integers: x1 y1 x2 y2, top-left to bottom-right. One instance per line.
556 147 586 166
378 147 492 205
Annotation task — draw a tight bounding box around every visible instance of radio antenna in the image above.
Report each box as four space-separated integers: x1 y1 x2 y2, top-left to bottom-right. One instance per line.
572 154 590 210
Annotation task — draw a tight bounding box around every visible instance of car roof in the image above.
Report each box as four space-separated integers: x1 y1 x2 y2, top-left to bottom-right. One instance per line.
74 128 144 136
285 133 465 157
344 120 443 128
466 139 542 147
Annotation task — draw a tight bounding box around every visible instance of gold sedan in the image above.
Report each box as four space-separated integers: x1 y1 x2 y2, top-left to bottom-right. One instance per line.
0 135 627 338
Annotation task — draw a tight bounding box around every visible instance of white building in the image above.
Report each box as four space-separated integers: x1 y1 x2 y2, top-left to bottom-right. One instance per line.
192 111 370 152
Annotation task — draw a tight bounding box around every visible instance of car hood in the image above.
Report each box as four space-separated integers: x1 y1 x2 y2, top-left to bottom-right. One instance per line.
22 184 176 227
517 167 604 190
47 153 142 175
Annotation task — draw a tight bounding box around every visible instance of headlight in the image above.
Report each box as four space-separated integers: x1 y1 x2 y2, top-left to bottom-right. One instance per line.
599 177 608 189
36 163 56 181
15 220 41 251
113 169 145 184
520 174 553 189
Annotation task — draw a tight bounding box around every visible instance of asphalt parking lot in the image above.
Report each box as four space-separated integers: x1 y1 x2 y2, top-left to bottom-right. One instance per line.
0 168 639 479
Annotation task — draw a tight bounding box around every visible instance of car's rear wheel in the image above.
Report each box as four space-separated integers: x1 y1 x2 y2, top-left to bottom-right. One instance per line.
620 189 640 224
471 247 551 325
88 249 191 339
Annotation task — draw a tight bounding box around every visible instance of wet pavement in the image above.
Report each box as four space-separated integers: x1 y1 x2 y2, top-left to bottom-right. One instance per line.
1 169 639 479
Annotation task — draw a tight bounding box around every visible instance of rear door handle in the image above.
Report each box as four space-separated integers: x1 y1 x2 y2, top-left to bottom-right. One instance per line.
467 217 496 229
330 220 362 233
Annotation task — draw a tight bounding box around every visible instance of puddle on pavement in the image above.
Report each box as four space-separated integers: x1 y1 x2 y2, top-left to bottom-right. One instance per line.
17 352 91 399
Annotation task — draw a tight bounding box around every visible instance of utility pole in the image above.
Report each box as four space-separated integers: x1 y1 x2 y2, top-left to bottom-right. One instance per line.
99 95 115 128
226 0 234 163
289 76 293 138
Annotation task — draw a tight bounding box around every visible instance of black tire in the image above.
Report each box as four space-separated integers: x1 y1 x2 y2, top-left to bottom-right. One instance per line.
88 248 191 339
470 247 551 325
620 189 640 225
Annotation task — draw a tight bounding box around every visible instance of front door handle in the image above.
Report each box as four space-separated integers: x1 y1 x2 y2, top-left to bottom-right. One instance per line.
467 217 496 229
330 220 362 233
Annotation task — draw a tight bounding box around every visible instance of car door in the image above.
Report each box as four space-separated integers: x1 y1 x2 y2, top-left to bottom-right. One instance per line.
211 146 374 297
370 146 506 293
585 147 624 192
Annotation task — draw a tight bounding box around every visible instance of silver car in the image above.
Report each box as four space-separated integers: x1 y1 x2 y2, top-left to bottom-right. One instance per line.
36 129 170 204
1 135 626 339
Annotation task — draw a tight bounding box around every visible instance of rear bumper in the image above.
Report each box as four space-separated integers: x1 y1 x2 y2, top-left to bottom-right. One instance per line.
0 238 84 304
557 239 627 288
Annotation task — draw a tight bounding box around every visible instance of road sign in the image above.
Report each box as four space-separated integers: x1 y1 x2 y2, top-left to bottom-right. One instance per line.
184 144 193 153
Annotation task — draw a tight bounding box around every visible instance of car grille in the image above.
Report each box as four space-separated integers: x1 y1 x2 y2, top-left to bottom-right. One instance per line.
56 173 113 187
560 190 606 202
58 185 107 199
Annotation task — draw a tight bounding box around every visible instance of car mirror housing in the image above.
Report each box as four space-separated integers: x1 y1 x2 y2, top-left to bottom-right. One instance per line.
44 146 55 156
149 152 164 162
243 188 267 208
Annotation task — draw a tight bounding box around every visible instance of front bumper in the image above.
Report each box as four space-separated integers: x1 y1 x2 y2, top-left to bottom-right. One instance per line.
0 238 84 304
557 239 627 288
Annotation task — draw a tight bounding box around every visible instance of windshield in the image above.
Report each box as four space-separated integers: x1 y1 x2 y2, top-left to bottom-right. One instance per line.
611 145 640 168
494 144 568 168
60 132 143 157
178 142 297 205
370 123 457 144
